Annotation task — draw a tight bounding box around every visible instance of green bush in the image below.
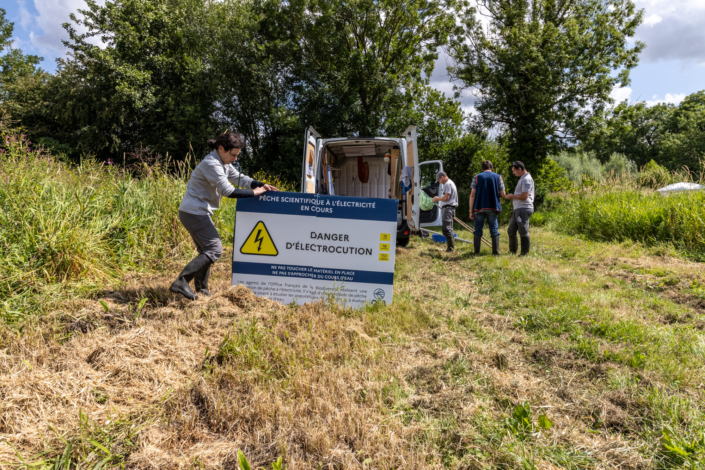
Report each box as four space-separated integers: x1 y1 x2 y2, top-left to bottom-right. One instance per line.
637 159 672 189
533 158 570 208
551 150 603 184
603 152 637 177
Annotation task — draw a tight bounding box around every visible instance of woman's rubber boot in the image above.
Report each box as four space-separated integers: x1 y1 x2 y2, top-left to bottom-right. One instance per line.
492 235 500 256
474 234 482 255
194 263 212 296
170 254 212 300
508 234 518 255
519 236 530 256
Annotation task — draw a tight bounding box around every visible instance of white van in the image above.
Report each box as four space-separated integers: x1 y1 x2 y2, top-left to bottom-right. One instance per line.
301 126 445 246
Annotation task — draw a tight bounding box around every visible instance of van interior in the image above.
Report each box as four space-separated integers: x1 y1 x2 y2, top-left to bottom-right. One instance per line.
302 126 444 241
312 140 443 223
312 140 403 200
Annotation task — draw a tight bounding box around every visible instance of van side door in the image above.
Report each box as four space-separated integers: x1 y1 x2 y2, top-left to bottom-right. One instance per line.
301 127 321 193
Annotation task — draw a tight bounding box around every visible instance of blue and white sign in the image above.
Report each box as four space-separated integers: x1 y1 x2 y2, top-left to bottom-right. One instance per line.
232 192 398 307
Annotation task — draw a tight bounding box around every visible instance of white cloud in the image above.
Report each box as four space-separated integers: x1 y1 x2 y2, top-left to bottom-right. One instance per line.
25 0 105 55
643 14 662 26
610 86 633 103
634 0 705 63
609 86 686 107
428 48 478 118
18 1 34 30
645 92 687 106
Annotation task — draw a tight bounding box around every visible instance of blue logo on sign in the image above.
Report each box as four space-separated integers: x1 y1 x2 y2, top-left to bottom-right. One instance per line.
374 288 385 300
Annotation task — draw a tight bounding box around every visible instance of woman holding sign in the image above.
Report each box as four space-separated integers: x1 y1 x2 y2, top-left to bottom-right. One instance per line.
170 133 278 300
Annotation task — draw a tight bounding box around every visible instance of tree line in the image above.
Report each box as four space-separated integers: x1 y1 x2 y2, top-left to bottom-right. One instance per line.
1 0 701 186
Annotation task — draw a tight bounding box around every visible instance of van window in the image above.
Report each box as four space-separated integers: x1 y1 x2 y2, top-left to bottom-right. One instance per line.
420 162 441 189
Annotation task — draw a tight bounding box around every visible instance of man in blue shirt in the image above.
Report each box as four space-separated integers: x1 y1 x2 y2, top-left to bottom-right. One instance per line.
469 160 506 255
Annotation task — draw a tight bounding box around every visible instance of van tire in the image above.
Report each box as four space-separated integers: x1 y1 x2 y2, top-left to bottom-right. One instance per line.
397 237 410 248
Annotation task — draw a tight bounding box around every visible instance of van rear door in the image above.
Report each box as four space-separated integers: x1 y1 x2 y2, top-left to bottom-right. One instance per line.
403 126 420 230
301 127 321 193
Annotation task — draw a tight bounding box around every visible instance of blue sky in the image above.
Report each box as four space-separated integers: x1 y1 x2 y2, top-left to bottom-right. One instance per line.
3 0 705 116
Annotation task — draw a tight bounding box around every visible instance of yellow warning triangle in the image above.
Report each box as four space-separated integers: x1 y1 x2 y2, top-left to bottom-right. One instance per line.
240 221 278 256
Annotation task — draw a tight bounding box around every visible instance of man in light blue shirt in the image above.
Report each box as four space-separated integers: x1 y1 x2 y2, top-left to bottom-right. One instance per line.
504 161 534 256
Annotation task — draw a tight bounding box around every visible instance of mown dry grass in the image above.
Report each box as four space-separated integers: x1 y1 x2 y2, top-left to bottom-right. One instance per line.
2 226 705 468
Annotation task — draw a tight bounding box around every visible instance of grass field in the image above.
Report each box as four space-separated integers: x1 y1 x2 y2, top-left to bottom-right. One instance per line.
2 223 705 469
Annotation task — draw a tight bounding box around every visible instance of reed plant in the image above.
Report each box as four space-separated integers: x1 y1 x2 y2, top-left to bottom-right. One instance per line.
546 168 705 258
0 119 294 321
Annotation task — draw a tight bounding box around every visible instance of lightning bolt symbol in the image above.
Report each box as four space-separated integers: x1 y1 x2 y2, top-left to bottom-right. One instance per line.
254 229 264 252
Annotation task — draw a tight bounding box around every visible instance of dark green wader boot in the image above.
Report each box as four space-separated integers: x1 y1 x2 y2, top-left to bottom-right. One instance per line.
194 263 212 296
446 236 455 253
170 254 212 300
519 236 530 256
492 235 500 256
508 234 518 255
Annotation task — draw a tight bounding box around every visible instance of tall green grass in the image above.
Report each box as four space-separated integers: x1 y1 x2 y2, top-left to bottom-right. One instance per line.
0 122 293 321
549 188 705 258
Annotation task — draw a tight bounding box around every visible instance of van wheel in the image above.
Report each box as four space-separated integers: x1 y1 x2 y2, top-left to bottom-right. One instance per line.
397 237 410 247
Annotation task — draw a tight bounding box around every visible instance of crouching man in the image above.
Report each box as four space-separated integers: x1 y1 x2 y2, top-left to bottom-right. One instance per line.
505 161 534 256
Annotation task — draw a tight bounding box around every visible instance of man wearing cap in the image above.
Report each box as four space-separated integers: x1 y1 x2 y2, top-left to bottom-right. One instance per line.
505 161 534 255
468 160 506 255
433 171 458 252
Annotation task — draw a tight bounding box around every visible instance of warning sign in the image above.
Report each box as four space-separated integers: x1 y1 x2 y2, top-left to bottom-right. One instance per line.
240 221 278 256
232 192 397 308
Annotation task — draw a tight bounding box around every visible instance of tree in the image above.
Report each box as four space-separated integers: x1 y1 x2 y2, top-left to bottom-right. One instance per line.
21 0 222 160
659 91 705 173
383 86 466 162
579 100 674 167
449 0 644 168
284 0 460 136
580 91 705 172
0 8 44 106
216 0 463 181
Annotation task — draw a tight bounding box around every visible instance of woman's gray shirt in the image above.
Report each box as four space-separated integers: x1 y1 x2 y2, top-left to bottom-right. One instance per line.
179 151 256 216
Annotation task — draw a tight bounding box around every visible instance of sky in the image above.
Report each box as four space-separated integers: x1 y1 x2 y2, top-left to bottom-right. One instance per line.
3 0 704 116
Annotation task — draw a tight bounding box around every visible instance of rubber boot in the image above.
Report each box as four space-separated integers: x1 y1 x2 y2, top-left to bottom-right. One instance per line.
492 235 500 256
474 234 482 255
170 254 212 300
519 236 530 256
446 235 455 253
194 263 212 296
508 234 518 255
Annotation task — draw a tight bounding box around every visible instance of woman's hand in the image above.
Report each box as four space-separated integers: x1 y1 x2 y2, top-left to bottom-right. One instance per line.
253 186 268 196
263 184 279 192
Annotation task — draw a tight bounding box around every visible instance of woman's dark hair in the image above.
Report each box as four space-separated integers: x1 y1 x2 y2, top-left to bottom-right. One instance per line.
481 160 493 170
207 132 244 151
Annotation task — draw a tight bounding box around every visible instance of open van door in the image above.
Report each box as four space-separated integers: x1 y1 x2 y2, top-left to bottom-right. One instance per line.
301 127 321 193
419 160 444 227
403 126 420 230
